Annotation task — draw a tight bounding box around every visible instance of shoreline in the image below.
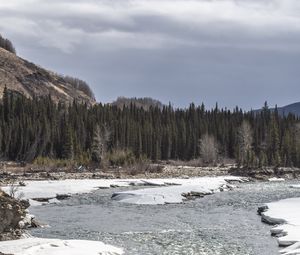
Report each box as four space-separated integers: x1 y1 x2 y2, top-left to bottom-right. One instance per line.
258 194 300 255
1 163 300 185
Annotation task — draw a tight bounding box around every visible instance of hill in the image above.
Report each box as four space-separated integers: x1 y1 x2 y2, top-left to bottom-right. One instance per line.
255 102 300 117
0 47 95 105
112 97 164 110
276 102 300 116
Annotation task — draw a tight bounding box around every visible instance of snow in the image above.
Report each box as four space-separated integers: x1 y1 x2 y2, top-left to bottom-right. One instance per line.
0 238 123 255
2 179 132 202
1 179 144 205
1 176 246 206
290 185 300 189
268 177 285 182
261 197 300 254
18 214 35 229
112 176 246 205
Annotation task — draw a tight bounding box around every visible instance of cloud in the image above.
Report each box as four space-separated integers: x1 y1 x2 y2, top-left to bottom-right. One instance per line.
1 0 300 53
0 0 300 109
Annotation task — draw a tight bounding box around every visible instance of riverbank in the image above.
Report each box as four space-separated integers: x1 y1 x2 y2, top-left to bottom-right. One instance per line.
0 190 30 241
1 161 300 186
0 162 233 184
258 187 300 255
230 167 300 181
0 238 124 255
1 176 248 206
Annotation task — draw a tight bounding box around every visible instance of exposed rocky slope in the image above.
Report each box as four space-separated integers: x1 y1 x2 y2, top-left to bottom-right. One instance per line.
0 48 95 105
0 190 29 241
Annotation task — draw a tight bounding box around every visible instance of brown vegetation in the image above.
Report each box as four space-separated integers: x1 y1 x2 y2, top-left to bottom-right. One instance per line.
0 48 95 105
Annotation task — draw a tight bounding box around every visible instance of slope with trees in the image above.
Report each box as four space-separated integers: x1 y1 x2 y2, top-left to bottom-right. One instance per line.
0 34 16 54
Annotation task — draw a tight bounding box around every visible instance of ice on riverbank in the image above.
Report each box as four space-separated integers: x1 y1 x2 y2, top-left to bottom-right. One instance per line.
268 177 285 182
2 179 132 202
0 238 123 255
290 184 300 189
112 176 246 205
1 179 151 205
261 197 300 254
1 176 246 206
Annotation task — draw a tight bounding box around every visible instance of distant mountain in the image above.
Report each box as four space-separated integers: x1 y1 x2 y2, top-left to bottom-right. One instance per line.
0 45 95 105
255 102 300 117
112 97 164 110
275 102 300 116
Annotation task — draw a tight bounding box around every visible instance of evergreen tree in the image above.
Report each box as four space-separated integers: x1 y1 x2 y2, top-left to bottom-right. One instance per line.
61 122 74 160
0 89 300 169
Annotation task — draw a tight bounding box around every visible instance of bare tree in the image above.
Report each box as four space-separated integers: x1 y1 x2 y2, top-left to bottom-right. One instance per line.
199 133 218 165
63 76 95 99
8 181 24 200
238 121 253 166
91 124 111 166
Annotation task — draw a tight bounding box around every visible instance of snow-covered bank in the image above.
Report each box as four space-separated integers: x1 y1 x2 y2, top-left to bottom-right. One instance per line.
1 179 155 205
0 238 123 255
268 177 285 182
260 197 300 254
2 176 247 206
112 176 247 205
2 179 131 202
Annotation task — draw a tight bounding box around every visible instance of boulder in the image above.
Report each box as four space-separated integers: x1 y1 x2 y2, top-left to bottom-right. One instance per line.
257 205 268 215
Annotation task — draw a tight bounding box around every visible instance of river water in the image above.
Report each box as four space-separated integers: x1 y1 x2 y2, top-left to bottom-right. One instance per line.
29 181 300 255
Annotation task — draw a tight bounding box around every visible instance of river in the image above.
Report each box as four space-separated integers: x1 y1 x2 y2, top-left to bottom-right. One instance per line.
29 181 300 255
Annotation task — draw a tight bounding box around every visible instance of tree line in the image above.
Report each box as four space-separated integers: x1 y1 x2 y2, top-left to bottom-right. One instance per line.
112 97 164 111
1 88 300 168
62 76 95 100
0 34 16 54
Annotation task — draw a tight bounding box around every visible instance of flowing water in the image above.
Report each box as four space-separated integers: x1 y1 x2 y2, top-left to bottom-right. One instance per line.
29 181 300 255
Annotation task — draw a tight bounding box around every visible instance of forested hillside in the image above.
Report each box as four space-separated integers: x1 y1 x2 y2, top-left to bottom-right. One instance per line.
0 38 95 105
1 88 300 168
0 34 16 54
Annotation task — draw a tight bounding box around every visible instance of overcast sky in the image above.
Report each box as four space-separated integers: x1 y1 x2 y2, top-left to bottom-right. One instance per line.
0 0 300 110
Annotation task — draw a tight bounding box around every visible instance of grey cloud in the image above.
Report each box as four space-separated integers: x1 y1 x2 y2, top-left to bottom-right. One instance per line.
0 0 300 109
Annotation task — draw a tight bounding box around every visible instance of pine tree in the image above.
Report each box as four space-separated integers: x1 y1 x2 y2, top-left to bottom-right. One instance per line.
61 122 74 160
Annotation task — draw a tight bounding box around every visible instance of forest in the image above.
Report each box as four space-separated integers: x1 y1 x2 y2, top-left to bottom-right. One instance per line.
1 87 300 169
0 34 16 54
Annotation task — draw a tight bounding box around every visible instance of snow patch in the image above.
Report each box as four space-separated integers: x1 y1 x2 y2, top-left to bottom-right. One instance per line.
0 238 123 255
2 177 246 206
268 177 285 182
2 179 138 205
112 176 246 205
261 197 300 254
290 185 300 189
